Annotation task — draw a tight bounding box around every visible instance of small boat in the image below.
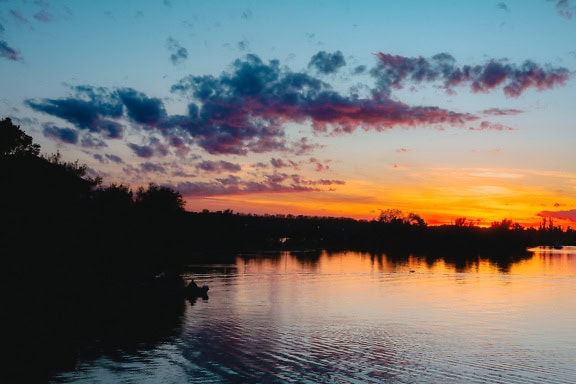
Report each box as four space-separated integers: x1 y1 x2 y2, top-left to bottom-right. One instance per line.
185 280 209 298
553 242 563 250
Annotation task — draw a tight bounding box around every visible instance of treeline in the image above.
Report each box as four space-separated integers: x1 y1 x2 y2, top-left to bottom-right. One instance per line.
182 208 575 254
2 116 574 284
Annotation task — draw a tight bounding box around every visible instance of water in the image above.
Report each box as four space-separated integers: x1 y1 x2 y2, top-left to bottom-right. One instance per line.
51 246 576 383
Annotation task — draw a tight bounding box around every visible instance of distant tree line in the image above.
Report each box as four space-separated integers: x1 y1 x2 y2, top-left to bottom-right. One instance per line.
1 116 574 288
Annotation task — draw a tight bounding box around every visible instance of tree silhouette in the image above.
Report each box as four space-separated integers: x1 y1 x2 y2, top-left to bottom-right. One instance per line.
135 182 185 214
0 117 40 157
92 183 133 214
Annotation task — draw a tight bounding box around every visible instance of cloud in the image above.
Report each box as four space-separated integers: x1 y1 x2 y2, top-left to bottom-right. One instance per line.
140 162 166 174
34 10 54 23
308 51 346 74
170 53 481 151
42 123 79 144
26 86 123 131
555 0 573 19
26 51 570 162
117 88 166 125
309 157 330 172
167 37 188 65
176 173 345 196
469 121 513 131
372 52 572 97
128 143 154 158
9 9 30 25
0 40 22 61
537 209 576 222
497 2 509 11
270 158 297 169
481 108 523 116
105 153 123 163
197 160 242 173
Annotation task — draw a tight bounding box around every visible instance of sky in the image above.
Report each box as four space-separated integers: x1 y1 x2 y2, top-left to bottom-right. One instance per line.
1 0 575 227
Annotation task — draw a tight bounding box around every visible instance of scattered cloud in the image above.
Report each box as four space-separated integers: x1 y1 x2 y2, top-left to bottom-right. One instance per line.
42 123 79 144
308 51 346 74
372 52 572 97
537 209 576 222
497 2 509 12
271 158 299 169
34 9 53 23
469 121 514 131
23 50 572 201
197 160 242 173
176 173 345 196
481 108 523 116
167 37 188 65
105 153 123 163
554 0 573 19
9 9 30 25
309 157 330 172
0 40 22 61
128 143 154 158
118 88 167 125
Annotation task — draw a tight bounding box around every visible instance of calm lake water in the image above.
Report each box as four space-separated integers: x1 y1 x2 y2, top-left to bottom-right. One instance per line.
52 246 576 384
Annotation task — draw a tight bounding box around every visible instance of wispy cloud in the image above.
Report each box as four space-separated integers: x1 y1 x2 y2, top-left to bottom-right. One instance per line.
0 40 22 61
166 37 188 65
481 108 523 116
538 209 576 222
308 51 346 74
9 9 31 25
197 160 242 174
42 123 79 144
372 52 571 97
176 173 345 196
554 0 573 19
497 2 509 12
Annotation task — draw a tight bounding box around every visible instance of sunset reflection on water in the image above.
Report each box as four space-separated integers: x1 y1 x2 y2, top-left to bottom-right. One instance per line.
54 246 576 384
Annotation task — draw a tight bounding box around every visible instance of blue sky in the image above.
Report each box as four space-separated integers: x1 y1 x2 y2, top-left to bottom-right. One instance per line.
1 0 575 226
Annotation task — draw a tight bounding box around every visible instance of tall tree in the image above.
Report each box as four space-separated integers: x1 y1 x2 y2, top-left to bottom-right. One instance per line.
0 117 40 158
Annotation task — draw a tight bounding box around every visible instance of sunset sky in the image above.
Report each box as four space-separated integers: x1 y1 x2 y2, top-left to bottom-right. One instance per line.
1 0 575 227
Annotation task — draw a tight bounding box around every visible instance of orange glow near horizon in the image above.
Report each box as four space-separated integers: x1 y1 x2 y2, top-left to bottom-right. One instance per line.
182 168 576 229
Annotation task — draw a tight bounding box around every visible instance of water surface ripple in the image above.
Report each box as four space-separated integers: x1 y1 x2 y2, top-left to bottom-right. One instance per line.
53 247 576 383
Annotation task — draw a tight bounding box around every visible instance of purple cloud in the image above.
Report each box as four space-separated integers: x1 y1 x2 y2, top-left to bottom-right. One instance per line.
167 37 188 65
9 10 30 25
555 0 573 19
26 86 123 131
176 173 345 197
26 51 571 162
197 160 242 173
308 51 347 74
105 154 123 163
42 124 79 144
481 108 523 116
128 143 154 158
140 162 166 174
34 10 53 23
0 40 22 61
538 209 576 222
373 52 571 97
117 88 166 125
